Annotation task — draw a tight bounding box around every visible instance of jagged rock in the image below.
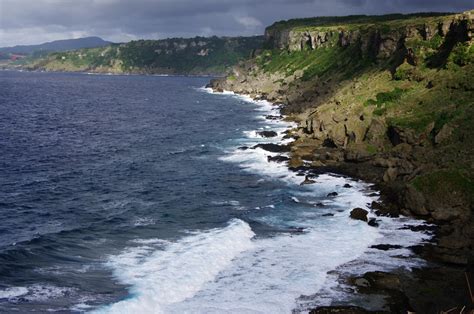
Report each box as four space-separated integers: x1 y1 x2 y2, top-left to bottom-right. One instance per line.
434 124 454 144
364 118 387 147
253 143 290 153
301 175 317 185
257 130 278 138
345 144 376 162
350 208 369 221
383 167 398 182
387 126 419 146
343 183 353 188
267 155 289 163
403 185 429 216
327 192 338 197
368 218 379 227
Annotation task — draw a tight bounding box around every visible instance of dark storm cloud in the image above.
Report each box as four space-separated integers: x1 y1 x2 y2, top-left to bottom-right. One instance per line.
0 0 473 46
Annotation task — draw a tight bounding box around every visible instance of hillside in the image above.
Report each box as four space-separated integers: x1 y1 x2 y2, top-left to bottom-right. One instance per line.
17 36 264 75
0 37 111 55
209 10 474 312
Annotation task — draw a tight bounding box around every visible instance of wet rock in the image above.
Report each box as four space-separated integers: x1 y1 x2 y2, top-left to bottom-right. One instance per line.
301 175 317 185
253 143 290 153
371 244 403 251
343 183 353 188
257 130 278 138
267 155 289 163
350 208 368 221
265 115 283 120
322 213 334 217
327 192 338 197
238 146 249 150
368 218 379 227
371 201 400 218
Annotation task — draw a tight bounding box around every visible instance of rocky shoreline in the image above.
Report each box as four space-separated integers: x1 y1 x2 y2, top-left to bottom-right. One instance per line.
206 84 473 312
205 10 474 312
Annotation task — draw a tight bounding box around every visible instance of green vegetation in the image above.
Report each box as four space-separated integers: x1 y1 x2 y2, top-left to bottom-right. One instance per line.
21 36 264 74
412 169 474 201
267 13 451 32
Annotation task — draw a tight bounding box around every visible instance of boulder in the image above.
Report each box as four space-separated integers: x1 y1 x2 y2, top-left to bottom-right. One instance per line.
327 192 338 197
257 130 278 138
350 208 369 222
368 218 379 227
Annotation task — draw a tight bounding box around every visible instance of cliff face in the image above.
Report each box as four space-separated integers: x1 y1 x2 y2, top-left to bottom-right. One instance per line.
210 10 474 267
18 36 264 75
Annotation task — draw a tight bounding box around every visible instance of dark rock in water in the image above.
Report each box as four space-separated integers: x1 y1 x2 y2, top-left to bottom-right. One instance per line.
253 143 290 153
350 208 368 222
265 115 282 120
301 175 316 185
371 201 400 218
368 218 379 227
343 183 352 188
399 224 437 233
267 155 289 163
296 172 306 176
316 202 325 207
322 213 334 217
371 244 403 251
310 306 374 314
257 130 278 138
238 146 249 150
327 192 338 197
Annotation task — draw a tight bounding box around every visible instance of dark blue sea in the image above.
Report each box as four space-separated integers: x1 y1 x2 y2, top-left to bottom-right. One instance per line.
0 71 427 313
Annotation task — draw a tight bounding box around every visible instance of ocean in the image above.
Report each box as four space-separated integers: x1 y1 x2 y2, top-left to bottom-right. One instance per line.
0 71 429 313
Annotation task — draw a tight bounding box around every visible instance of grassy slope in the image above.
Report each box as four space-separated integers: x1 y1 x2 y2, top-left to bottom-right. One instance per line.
223 11 474 221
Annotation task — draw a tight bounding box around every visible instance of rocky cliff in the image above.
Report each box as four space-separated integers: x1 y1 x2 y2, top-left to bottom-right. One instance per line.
15 36 264 75
209 10 474 312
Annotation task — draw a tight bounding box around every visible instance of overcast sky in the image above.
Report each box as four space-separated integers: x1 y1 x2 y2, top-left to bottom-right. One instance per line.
0 0 473 47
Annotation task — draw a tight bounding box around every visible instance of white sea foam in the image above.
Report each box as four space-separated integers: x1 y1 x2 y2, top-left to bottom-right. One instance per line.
96 219 255 314
0 287 28 299
1 285 77 302
97 88 429 313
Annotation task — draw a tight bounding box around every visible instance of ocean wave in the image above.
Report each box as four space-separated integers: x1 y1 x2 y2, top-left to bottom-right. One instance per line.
96 219 255 314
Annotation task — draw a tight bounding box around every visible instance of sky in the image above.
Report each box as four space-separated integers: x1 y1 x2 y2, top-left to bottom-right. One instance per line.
0 0 473 47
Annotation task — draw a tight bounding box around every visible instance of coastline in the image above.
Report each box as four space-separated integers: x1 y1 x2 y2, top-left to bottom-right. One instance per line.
204 86 457 312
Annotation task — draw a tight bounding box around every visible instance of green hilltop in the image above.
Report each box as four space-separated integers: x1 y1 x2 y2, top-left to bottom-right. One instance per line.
14 36 264 75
